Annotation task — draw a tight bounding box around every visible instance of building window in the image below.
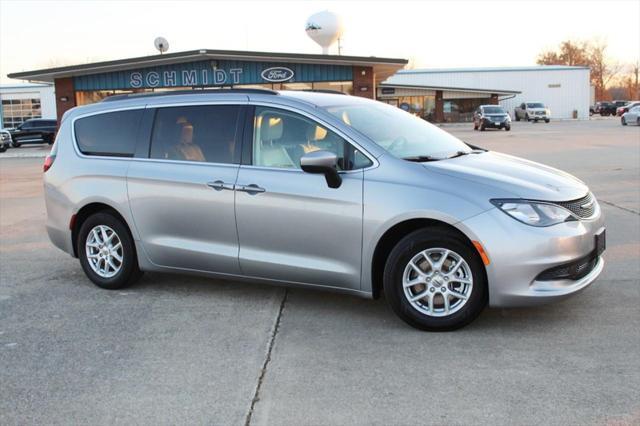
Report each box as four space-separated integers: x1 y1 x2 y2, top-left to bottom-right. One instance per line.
396 95 436 121
443 98 491 122
1 98 42 128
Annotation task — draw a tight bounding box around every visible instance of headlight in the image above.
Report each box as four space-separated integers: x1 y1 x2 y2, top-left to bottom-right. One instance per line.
490 199 574 227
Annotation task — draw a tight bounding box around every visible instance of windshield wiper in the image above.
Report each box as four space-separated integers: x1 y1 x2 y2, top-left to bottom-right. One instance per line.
403 149 485 163
402 155 441 162
447 151 470 159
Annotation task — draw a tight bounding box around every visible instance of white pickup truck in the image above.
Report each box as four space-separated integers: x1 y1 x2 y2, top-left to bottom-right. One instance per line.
514 102 551 122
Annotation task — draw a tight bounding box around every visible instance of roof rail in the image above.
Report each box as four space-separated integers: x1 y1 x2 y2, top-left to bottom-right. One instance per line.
101 88 278 102
299 89 348 95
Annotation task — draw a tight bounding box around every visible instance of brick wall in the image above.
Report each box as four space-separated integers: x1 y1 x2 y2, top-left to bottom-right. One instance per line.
54 77 76 126
352 66 374 99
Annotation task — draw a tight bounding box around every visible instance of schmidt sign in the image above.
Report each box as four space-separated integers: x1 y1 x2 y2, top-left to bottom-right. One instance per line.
128 65 295 89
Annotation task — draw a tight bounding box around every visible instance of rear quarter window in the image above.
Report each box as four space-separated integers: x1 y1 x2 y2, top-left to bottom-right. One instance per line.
74 109 143 157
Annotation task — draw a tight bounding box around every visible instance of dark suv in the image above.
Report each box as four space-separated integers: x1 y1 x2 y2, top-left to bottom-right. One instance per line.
10 119 57 147
473 105 511 131
594 102 615 116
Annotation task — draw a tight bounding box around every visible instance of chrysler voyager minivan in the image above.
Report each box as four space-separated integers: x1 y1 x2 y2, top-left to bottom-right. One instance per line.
44 89 605 330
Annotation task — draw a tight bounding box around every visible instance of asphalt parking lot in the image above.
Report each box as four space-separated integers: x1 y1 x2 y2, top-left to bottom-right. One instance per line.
1 118 639 425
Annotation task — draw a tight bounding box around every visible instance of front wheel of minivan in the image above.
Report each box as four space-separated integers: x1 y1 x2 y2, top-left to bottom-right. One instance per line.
383 228 487 331
77 212 143 290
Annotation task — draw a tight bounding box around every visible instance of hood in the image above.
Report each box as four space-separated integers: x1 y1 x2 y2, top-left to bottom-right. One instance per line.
424 151 588 201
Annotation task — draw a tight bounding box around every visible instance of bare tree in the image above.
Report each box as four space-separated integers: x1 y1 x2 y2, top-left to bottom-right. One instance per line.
623 61 640 99
537 39 624 101
537 40 589 66
589 40 624 100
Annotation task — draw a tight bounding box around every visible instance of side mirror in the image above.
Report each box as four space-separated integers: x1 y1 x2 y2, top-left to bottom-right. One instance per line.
300 150 342 189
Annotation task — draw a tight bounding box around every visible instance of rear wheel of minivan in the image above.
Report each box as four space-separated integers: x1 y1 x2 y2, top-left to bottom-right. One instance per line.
383 228 487 331
77 212 142 289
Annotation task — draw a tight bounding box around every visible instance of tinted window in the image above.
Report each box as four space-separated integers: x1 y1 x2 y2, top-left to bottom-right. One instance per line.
149 105 240 164
20 121 32 129
75 109 143 157
252 107 371 171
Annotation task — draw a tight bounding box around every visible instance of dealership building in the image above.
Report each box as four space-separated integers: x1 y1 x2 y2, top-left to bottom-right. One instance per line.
383 66 591 120
7 50 591 124
7 49 408 124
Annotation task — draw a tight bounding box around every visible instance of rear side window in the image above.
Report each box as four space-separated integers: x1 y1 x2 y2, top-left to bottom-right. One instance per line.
75 109 143 157
149 105 241 164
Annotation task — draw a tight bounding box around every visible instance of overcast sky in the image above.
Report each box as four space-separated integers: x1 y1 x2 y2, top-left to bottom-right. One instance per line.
1 0 639 83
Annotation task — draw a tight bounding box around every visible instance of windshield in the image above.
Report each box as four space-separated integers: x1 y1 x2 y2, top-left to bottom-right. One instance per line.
482 107 506 114
324 102 471 159
526 103 545 108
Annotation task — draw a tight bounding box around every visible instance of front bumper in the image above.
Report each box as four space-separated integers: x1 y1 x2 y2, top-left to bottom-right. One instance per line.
458 206 605 307
530 114 549 120
483 119 510 128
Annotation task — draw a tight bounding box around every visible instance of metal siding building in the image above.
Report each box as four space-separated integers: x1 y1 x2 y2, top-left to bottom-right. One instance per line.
0 83 56 129
386 66 591 119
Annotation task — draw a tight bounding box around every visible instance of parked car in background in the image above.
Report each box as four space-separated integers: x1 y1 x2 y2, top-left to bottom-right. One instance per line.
621 105 640 126
613 100 629 109
9 118 57 147
616 101 640 117
0 129 11 152
594 101 616 116
514 102 550 122
473 105 511 131
43 89 605 331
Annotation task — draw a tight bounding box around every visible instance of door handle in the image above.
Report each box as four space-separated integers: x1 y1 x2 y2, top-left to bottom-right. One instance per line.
237 184 266 194
206 180 234 191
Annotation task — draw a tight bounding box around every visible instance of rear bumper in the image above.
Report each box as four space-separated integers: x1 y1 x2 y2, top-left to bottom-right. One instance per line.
46 223 74 256
458 206 605 308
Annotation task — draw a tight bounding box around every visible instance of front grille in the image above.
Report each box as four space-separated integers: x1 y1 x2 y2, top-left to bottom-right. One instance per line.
555 193 596 219
535 111 545 115
536 251 600 281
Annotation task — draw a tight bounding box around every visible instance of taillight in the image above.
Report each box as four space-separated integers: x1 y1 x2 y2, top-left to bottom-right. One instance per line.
43 155 55 172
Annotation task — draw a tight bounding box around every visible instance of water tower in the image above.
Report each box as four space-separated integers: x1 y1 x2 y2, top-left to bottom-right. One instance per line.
305 11 344 55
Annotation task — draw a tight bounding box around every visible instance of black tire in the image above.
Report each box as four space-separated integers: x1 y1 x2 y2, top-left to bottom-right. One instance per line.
11 142 21 148
525 113 530 121
544 119 550 123
77 212 142 290
621 117 627 126
515 113 520 122
480 124 486 131
505 125 511 131
0 146 6 153
636 117 640 126
383 228 488 331
534 118 539 122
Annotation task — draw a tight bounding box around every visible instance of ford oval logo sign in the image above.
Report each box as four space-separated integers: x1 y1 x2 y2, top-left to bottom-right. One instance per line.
261 67 295 83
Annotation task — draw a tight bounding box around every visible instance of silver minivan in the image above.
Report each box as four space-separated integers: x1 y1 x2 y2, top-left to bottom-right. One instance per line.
44 90 605 330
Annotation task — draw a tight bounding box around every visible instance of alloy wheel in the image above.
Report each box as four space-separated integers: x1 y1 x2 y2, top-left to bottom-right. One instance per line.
402 248 473 317
85 225 123 278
